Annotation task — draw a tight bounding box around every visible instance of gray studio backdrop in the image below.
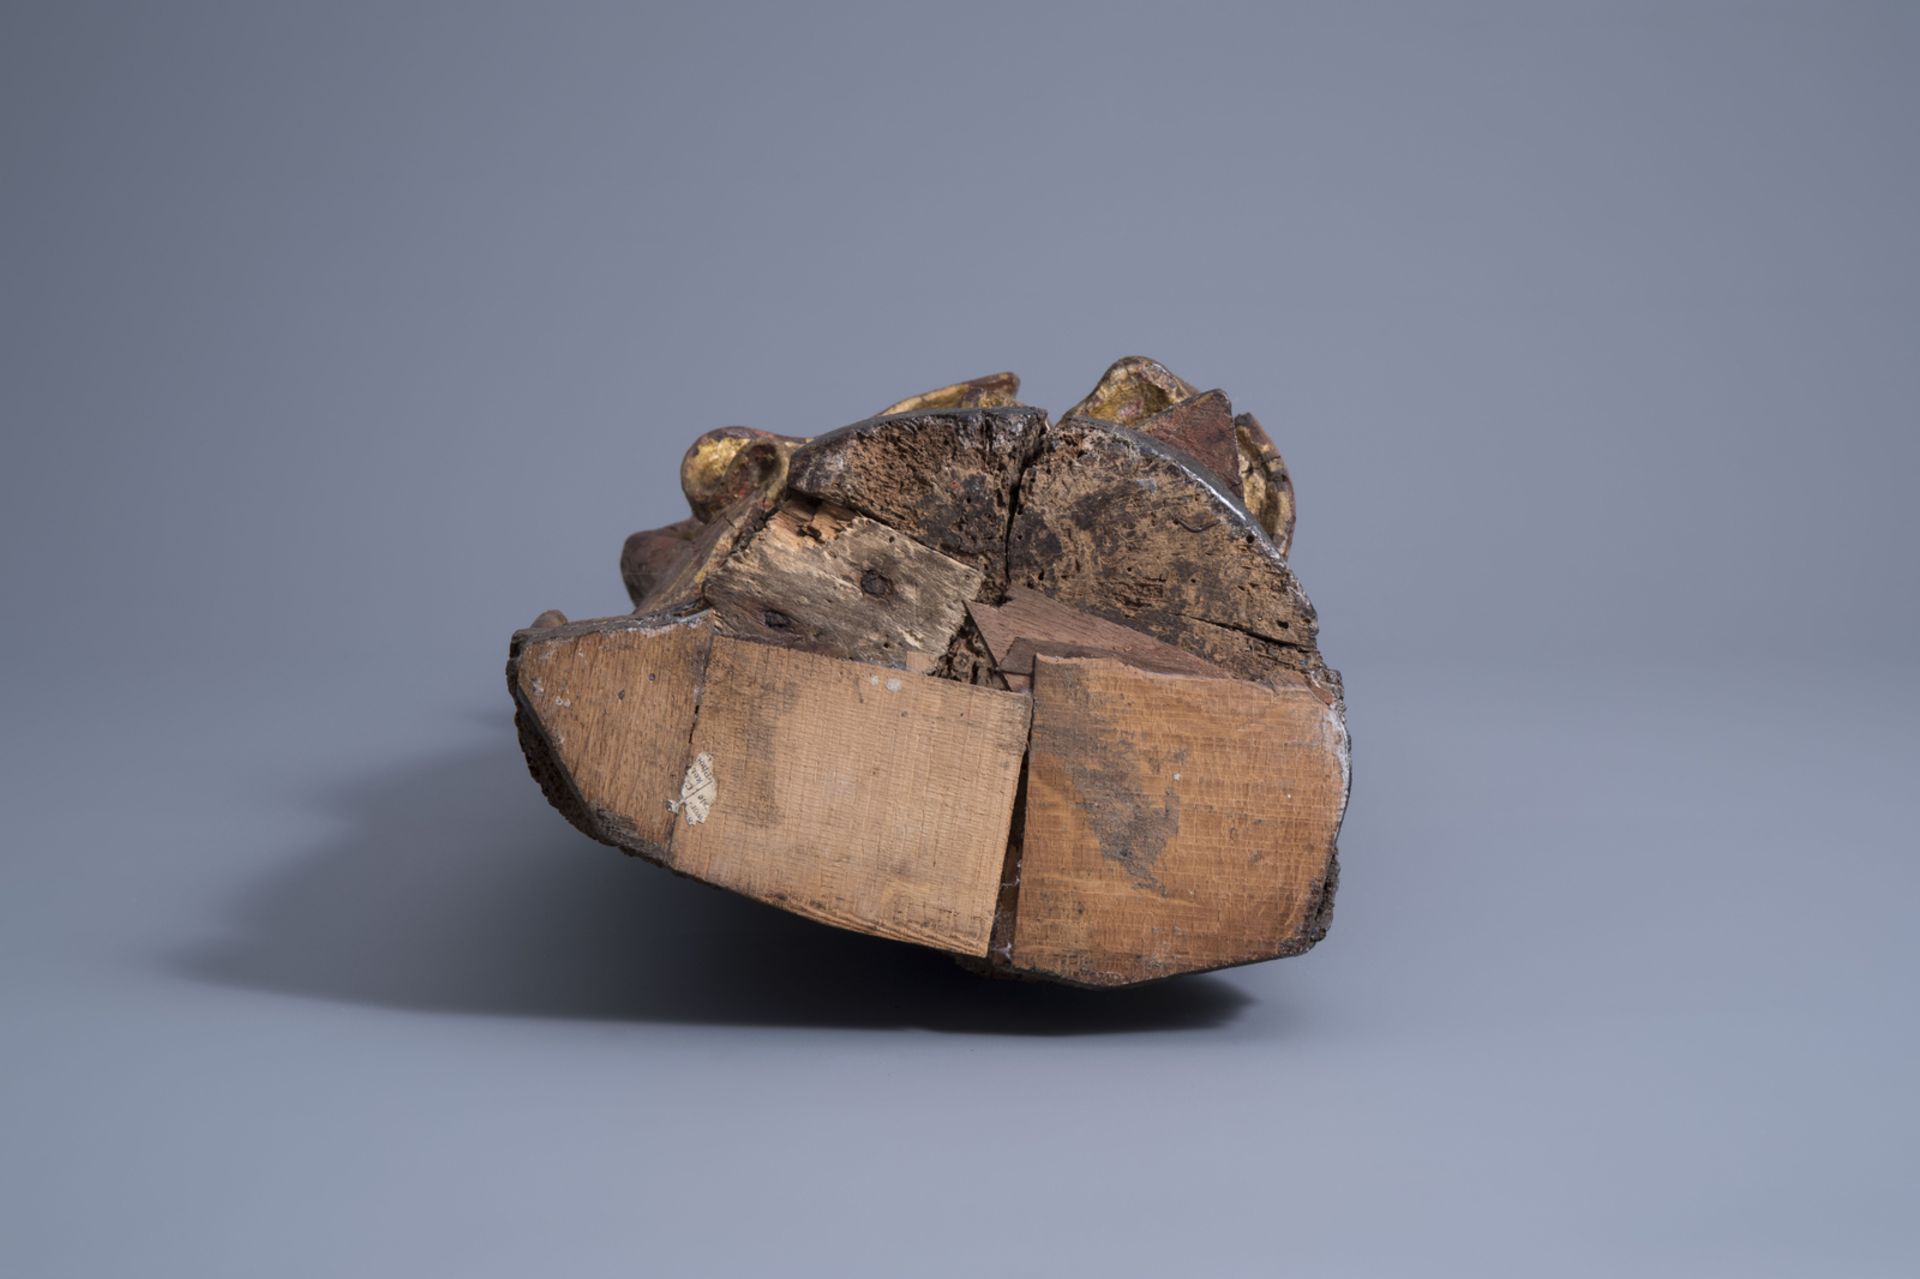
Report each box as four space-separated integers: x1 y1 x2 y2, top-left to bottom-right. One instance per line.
4 3 1915 1276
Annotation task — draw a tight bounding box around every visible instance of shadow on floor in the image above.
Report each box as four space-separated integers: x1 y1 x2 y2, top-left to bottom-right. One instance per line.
176 729 1254 1035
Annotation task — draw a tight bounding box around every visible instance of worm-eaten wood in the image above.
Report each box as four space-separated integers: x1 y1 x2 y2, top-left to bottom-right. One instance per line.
705 498 984 672
785 405 1047 589
1007 415 1321 687
511 358 1351 986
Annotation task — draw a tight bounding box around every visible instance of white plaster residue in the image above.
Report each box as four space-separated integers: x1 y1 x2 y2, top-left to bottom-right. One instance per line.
884 677 903 693
1325 703 1352 798
869 674 880 686
668 751 717 824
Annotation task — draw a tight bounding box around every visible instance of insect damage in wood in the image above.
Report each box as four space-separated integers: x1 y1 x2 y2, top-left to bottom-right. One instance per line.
512 357 1351 986
785 404 1047 591
704 497 984 672
1006 416 1321 687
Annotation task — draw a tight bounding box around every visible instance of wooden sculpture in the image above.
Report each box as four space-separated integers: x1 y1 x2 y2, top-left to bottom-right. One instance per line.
508 358 1349 986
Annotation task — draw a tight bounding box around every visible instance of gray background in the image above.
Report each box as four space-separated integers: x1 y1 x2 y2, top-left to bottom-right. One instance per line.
4 2 1915 1274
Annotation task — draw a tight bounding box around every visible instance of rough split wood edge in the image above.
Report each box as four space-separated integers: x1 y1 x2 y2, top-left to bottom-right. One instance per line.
509 359 1349 987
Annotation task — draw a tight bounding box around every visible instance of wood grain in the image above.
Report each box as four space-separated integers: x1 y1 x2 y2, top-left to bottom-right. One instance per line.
705 498 983 672
1134 389 1241 495
1009 655 1348 985
629 496 765 618
508 612 714 856
967 587 1230 690
620 516 703 607
1007 415 1322 687
515 357 1351 985
785 405 1046 588
670 637 1031 955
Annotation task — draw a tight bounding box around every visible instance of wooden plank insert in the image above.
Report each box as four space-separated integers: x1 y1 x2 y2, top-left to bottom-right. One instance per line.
1011 655 1348 985
706 499 983 672
510 613 714 854
670 636 1032 955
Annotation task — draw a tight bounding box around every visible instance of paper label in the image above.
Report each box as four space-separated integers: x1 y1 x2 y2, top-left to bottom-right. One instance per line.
670 752 717 825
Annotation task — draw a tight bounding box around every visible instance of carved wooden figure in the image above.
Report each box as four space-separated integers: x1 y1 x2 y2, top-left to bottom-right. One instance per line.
509 358 1349 986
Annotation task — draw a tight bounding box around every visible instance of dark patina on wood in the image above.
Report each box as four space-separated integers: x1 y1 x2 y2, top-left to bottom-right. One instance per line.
1006 414 1325 690
705 498 984 672
510 359 1349 987
785 404 1048 591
